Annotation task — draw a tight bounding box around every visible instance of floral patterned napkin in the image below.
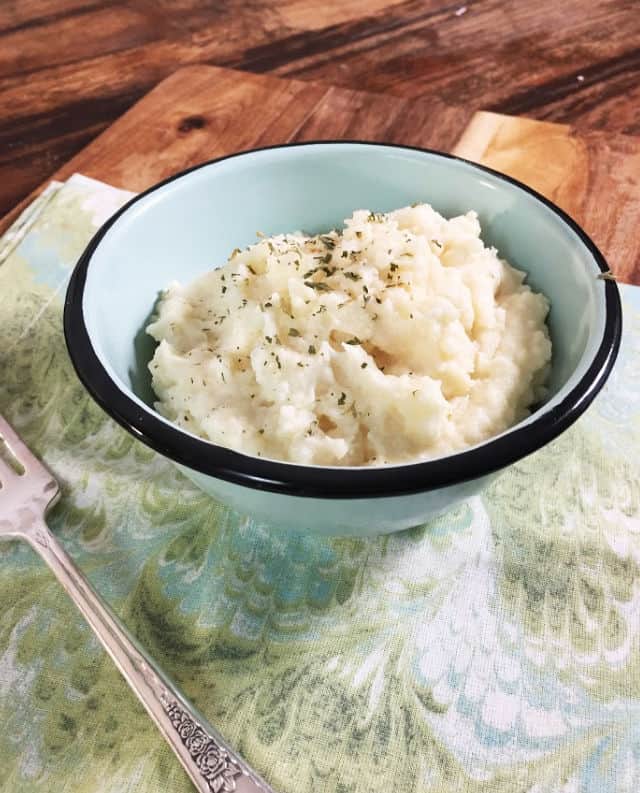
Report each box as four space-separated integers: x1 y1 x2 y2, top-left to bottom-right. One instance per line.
1 174 639 793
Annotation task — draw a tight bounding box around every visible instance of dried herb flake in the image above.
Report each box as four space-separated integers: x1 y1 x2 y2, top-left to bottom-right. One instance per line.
304 281 331 292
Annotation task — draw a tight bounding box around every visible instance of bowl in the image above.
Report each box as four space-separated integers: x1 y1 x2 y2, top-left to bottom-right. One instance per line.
63 142 622 536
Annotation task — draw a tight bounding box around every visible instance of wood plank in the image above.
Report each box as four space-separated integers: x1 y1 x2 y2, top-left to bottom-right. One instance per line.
453 111 640 284
258 0 640 132
0 0 639 217
453 114 588 214
1 65 638 286
0 41 206 217
0 3 162 75
0 64 470 224
0 0 99 30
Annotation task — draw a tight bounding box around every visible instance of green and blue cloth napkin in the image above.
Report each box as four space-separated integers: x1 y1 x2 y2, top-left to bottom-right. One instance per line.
1 174 639 792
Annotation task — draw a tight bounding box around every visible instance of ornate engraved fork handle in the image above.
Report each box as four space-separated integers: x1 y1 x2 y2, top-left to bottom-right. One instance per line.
26 516 273 793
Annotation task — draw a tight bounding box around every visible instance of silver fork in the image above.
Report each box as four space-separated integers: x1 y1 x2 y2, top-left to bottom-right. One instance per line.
0 414 274 793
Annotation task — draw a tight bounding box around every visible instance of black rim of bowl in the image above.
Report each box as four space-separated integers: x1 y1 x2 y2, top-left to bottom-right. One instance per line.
63 141 623 499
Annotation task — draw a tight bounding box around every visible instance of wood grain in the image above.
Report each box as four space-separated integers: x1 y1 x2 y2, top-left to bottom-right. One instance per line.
266 0 640 130
453 114 589 214
452 111 640 283
0 0 639 216
3 65 474 196
0 65 469 235
2 65 637 285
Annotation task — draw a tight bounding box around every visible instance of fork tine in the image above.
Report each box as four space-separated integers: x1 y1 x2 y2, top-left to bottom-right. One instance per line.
0 446 22 485
0 414 54 485
0 415 59 520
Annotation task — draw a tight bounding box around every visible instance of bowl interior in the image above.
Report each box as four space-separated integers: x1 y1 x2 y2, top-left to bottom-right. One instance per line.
81 143 606 440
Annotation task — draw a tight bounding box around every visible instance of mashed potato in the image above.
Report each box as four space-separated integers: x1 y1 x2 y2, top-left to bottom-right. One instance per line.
147 204 551 466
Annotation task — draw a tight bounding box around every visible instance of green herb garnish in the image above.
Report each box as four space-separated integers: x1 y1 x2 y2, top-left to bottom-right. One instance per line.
304 281 331 291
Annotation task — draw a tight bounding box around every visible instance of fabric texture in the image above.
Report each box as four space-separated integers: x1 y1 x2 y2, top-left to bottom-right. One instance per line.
0 175 639 792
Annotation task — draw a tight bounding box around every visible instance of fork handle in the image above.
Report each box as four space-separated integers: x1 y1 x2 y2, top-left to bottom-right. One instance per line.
27 517 273 793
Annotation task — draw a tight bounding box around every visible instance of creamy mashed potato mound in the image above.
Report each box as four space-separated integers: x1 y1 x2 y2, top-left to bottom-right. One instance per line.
147 204 551 465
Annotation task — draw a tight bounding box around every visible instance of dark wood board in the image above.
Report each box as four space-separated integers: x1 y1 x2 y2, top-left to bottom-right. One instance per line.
2 65 638 284
1 0 639 216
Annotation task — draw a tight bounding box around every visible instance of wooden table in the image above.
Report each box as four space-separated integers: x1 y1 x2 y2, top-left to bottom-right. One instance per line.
1 0 639 219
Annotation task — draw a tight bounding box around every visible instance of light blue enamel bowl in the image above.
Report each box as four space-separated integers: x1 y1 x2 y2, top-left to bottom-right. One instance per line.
64 142 621 536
